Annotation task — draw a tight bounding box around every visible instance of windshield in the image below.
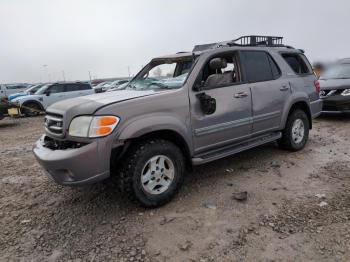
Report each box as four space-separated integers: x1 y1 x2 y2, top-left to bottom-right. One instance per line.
124 59 193 91
320 63 350 79
34 84 50 95
96 82 112 88
26 84 42 93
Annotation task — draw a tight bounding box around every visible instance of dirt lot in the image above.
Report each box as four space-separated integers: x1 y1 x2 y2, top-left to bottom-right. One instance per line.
0 115 350 262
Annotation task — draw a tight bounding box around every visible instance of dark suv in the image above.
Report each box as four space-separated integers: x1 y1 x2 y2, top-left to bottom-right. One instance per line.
318 58 350 113
33 36 322 207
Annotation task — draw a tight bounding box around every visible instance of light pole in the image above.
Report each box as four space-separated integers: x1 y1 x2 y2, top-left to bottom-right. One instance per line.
42 64 49 82
88 71 92 82
62 70 66 82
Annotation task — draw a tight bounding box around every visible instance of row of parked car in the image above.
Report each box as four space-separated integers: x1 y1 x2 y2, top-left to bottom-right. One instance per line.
0 79 130 117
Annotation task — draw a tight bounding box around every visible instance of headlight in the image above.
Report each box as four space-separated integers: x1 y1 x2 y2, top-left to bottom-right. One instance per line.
68 115 120 138
341 89 350 96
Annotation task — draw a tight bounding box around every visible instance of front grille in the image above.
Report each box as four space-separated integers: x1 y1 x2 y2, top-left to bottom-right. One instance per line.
43 136 88 150
320 89 344 98
45 113 64 135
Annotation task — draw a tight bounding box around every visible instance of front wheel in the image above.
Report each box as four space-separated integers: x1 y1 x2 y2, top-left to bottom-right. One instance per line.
278 109 309 151
117 139 185 207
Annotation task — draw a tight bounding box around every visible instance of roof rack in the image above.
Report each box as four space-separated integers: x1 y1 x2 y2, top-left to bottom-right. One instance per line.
228 35 283 47
192 35 285 52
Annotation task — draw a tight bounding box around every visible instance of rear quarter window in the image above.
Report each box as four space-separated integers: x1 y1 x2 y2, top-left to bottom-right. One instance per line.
79 83 92 90
282 53 312 75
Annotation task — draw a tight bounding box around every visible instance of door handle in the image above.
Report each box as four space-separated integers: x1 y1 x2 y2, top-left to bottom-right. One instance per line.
280 85 289 91
234 92 248 98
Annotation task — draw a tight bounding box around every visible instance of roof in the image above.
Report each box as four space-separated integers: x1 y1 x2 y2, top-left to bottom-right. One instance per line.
152 52 198 62
339 58 350 64
50 81 90 85
152 36 299 61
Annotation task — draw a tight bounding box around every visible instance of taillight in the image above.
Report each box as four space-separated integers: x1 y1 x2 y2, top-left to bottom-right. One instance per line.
314 80 321 93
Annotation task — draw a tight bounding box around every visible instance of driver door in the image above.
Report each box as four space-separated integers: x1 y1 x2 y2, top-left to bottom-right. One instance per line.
190 52 253 154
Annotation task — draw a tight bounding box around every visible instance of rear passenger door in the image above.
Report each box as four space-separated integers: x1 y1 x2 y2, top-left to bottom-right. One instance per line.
240 50 290 135
64 83 92 99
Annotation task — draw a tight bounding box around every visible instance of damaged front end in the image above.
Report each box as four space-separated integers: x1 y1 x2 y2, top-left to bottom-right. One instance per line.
42 136 89 150
320 88 350 113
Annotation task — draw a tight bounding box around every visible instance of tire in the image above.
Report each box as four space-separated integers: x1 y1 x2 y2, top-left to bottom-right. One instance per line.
118 139 185 207
278 109 309 151
22 102 42 117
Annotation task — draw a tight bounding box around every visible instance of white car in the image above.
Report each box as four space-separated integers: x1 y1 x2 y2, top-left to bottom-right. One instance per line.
0 84 30 98
94 79 130 93
93 81 113 93
11 82 95 116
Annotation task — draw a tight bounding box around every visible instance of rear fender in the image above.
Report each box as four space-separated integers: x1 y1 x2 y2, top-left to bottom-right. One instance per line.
280 92 311 129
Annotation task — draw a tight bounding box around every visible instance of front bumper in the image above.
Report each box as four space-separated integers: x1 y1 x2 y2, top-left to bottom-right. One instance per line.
321 95 350 113
33 135 113 185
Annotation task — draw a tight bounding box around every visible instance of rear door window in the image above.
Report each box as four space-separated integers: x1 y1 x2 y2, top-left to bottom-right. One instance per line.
282 53 312 75
65 84 81 92
48 84 65 94
77 83 92 90
240 51 279 83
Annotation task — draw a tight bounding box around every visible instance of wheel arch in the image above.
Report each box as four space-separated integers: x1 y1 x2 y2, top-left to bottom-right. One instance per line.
113 129 193 171
282 99 312 130
21 100 44 111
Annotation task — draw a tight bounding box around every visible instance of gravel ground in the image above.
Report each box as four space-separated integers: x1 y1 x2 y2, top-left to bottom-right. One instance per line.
0 114 349 261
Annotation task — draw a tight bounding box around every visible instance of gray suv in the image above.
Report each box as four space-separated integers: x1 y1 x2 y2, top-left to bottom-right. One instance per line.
33 36 322 207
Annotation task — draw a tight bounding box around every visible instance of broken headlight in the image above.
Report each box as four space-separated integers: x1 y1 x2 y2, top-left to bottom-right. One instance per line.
341 89 350 96
68 116 120 138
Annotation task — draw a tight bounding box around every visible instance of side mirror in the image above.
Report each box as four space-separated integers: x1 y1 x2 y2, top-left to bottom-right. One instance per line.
45 90 51 96
196 93 216 115
193 80 205 92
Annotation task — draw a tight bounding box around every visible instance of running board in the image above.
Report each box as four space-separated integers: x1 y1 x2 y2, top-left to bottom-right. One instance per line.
192 132 282 165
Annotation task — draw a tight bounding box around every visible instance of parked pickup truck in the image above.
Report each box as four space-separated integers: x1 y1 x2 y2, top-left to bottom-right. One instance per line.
33 36 322 207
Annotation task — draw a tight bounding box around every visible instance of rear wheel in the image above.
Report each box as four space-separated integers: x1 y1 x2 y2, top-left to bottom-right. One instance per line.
278 109 309 151
117 139 185 207
22 102 42 117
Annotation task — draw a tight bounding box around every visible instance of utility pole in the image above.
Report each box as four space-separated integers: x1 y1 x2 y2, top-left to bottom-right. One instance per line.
88 71 92 82
62 70 66 82
128 66 131 77
43 64 49 82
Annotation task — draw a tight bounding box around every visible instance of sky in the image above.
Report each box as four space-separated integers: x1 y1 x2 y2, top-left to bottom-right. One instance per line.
0 0 349 83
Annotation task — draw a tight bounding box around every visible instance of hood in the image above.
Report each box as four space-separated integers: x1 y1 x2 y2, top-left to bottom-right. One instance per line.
8 92 26 100
319 78 350 91
46 89 160 116
12 94 41 102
